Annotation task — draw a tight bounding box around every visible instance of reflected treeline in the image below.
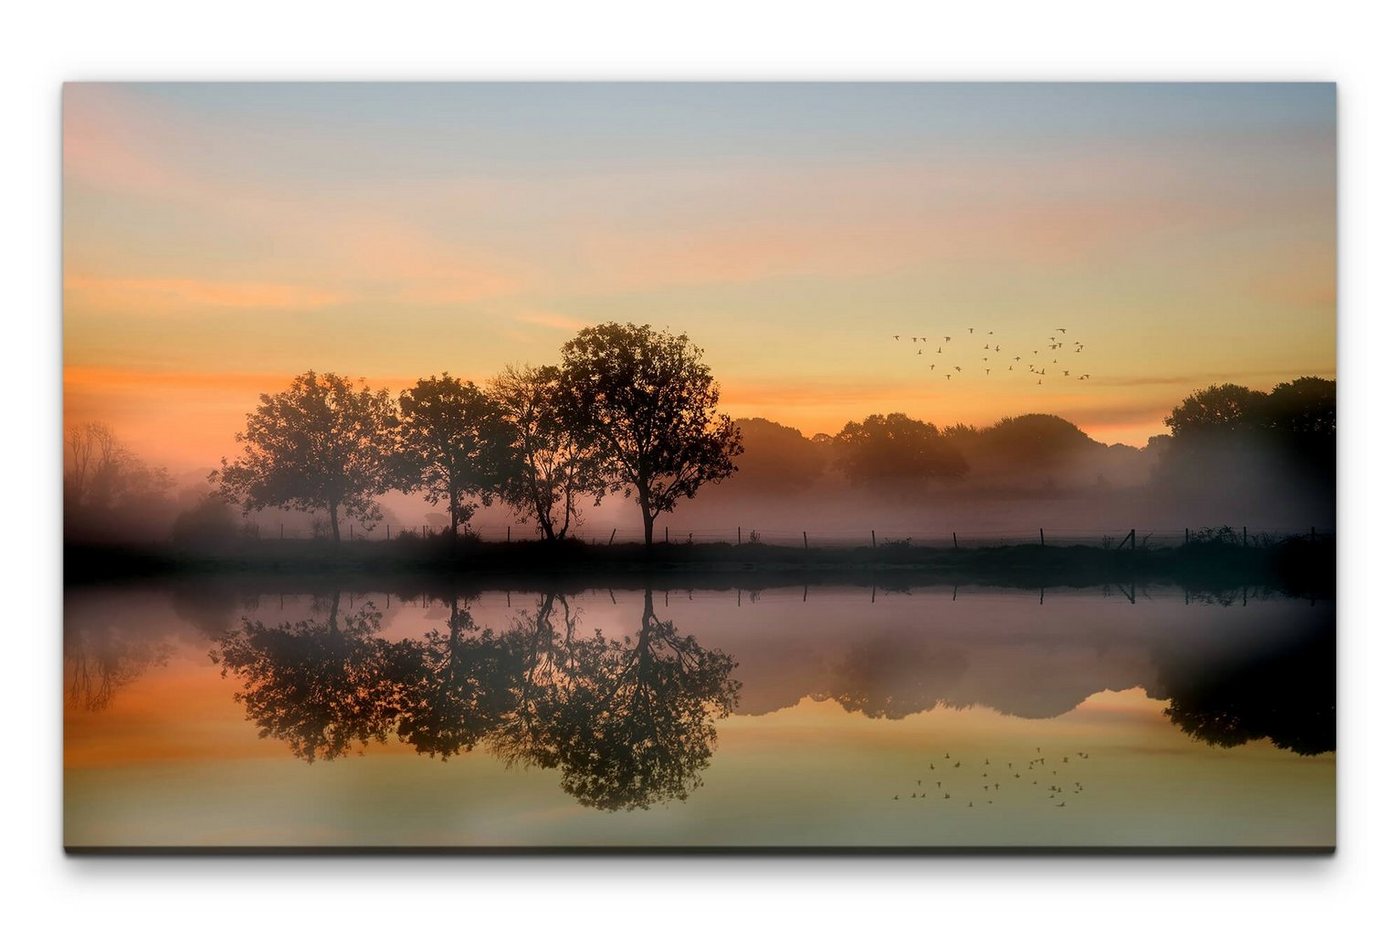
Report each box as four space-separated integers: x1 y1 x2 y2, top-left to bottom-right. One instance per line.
64 621 171 712
212 589 740 811
1152 616 1335 756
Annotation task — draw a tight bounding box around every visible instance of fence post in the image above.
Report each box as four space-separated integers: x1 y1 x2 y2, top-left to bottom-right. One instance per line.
738 526 742 545
1242 526 1247 547
952 532 958 550
1131 528 1136 551
507 526 511 543
608 528 616 546
386 524 390 540
871 530 877 548
803 531 808 550
1184 528 1189 546
1039 528 1045 546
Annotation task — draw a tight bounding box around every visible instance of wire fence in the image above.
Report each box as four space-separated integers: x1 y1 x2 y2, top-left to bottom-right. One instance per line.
244 520 1334 550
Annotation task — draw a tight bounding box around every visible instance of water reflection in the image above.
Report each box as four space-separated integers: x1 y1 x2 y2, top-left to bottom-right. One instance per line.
213 588 741 811
73 582 1333 820
64 619 170 712
1153 614 1335 755
213 592 401 762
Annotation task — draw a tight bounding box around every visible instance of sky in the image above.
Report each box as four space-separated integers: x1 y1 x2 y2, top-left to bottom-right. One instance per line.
62 83 1336 474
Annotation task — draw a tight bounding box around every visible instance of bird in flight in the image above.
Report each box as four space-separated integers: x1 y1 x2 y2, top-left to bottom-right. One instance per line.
1057 327 1067 333
944 336 951 342
893 335 900 340
968 328 974 334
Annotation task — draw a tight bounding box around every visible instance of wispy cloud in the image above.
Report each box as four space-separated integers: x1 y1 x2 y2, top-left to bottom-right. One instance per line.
511 310 595 331
64 276 347 314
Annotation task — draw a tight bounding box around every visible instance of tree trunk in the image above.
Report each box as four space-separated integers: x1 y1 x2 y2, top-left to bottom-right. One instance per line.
329 501 341 543
643 511 655 547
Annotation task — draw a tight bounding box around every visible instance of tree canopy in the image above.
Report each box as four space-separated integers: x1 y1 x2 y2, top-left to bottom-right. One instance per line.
559 322 743 545
396 374 513 535
213 371 398 542
491 364 605 541
832 413 968 490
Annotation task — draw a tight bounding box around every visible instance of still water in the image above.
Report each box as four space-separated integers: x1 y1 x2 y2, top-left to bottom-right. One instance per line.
64 582 1334 849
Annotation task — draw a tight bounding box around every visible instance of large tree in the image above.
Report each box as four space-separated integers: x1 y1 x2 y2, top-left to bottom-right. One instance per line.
491 364 605 542
558 322 743 546
396 374 513 537
214 371 397 543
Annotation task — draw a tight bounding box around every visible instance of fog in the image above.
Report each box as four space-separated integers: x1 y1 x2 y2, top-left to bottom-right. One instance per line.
64 378 1335 547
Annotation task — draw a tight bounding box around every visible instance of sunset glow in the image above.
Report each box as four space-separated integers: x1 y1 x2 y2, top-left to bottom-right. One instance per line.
63 83 1335 474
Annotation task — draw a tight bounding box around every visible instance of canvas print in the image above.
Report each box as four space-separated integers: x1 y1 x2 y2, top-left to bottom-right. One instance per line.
63 83 1335 850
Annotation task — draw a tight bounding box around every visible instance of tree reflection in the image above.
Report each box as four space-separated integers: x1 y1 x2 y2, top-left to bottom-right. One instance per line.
1154 617 1335 755
65 622 170 712
495 590 740 810
814 633 969 719
213 592 402 762
393 595 517 759
214 588 740 810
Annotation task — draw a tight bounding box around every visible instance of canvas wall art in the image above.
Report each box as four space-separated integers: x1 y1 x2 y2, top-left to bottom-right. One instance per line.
63 83 1335 851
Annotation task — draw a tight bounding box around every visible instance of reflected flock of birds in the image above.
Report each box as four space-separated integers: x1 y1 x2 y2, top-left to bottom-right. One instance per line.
892 326 1090 386
892 747 1092 810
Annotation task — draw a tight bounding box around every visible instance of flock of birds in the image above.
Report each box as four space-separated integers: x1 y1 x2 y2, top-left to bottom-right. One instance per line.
891 327 1090 386
891 747 1093 811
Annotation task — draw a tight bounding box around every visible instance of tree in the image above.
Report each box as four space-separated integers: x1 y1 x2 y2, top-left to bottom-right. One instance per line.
719 418 827 494
491 364 605 541
396 374 513 537
1163 383 1268 437
558 322 743 545
832 413 968 491
213 371 397 543
64 422 174 541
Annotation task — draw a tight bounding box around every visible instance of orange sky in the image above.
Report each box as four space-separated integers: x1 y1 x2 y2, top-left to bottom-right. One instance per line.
63 84 1336 475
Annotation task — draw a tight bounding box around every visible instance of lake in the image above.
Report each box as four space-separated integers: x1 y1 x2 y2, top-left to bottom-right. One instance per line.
63 581 1334 849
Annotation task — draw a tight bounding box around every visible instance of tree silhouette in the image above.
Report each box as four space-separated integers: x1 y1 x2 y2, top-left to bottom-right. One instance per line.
720 418 827 494
492 590 740 811
395 374 513 537
832 413 968 492
213 371 397 543
64 422 174 541
213 593 402 761
1163 383 1269 437
491 364 605 541
559 323 743 545
392 597 518 758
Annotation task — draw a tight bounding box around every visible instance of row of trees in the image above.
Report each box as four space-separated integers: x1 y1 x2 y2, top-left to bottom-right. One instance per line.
213 322 744 545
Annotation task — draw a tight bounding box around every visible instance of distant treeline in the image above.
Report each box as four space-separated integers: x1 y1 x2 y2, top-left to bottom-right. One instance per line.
63 321 1335 547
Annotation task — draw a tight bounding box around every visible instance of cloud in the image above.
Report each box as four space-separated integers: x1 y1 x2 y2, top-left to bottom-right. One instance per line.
64 276 347 315
512 310 595 332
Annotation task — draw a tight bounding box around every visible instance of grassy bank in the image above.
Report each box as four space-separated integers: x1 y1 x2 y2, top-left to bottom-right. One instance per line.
64 533 1335 597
